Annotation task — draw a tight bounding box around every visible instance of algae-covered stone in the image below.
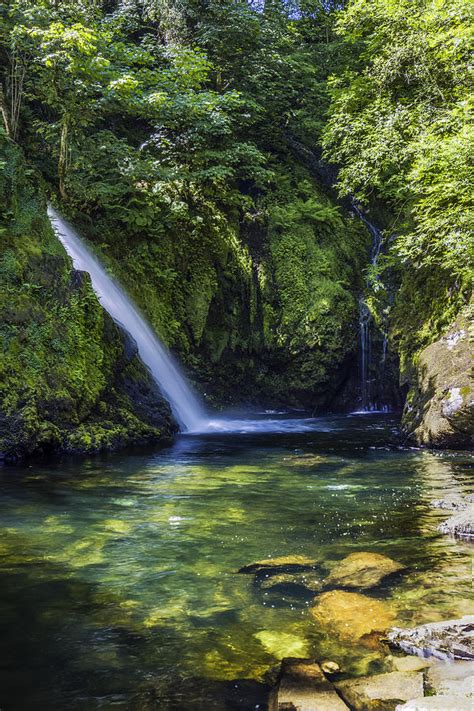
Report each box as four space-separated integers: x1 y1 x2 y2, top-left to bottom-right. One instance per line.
335 671 423 711
310 590 395 644
324 552 405 590
269 657 349 710
402 305 474 449
254 631 309 659
260 570 323 593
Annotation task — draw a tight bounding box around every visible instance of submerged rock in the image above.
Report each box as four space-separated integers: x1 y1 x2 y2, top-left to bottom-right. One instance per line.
388 616 474 660
396 696 473 710
260 570 323 594
238 555 318 575
255 631 310 659
310 590 395 645
324 552 405 590
438 506 474 539
268 657 349 710
335 671 423 711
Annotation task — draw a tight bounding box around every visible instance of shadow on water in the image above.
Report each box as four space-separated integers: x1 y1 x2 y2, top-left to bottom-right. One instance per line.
0 414 472 709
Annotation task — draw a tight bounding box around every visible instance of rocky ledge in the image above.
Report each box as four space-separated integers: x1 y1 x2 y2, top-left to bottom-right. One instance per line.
402 304 473 448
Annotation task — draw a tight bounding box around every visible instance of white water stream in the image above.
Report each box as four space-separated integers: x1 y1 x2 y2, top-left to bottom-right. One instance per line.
48 207 208 432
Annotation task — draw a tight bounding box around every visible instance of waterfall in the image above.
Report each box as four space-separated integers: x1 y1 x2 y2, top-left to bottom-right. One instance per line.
48 207 208 433
351 202 384 411
358 297 372 410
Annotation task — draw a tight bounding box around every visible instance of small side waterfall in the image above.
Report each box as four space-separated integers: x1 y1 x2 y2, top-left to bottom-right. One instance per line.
351 202 385 411
48 207 208 432
358 297 372 409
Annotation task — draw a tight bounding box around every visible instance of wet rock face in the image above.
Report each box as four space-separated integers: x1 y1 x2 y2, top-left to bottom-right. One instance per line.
324 552 405 591
387 616 474 661
335 671 424 711
310 590 395 645
268 658 349 711
402 306 474 448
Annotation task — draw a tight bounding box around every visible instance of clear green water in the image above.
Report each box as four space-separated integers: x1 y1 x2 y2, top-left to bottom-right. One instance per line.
0 414 472 710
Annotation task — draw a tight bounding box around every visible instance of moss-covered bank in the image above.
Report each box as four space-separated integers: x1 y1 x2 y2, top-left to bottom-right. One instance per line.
0 138 176 461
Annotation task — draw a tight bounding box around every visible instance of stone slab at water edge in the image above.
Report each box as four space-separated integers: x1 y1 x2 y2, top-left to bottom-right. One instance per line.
268 657 349 710
397 697 473 710
388 617 474 660
335 671 424 711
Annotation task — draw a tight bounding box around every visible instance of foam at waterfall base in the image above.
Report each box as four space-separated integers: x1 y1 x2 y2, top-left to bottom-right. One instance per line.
185 416 332 434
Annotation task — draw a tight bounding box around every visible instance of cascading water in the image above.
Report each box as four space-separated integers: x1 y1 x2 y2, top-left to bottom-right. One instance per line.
48 207 208 432
351 202 385 411
48 207 382 436
358 297 372 410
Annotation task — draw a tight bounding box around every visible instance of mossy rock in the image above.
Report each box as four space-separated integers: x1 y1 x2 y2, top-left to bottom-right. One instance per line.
0 138 176 461
402 302 473 448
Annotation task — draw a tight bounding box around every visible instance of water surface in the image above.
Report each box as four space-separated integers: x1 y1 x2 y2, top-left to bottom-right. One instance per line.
0 414 472 709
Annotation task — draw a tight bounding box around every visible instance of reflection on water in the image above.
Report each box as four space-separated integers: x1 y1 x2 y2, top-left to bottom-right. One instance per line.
0 414 472 710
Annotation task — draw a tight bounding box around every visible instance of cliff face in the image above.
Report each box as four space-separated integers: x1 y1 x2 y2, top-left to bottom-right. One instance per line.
402 304 473 449
0 139 176 461
72 166 372 411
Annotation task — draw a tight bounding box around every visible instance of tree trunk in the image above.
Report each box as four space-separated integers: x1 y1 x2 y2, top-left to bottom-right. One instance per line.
0 84 11 138
58 115 69 199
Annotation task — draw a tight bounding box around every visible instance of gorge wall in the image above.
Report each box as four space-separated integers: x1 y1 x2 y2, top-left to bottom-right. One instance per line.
0 0 471 458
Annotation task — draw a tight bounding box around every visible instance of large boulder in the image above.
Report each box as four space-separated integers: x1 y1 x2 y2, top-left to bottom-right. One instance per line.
324 552 405 590
388 616 474 660
310 590 395 645
268 657 349 710
335 671 423 711
402 307 474 448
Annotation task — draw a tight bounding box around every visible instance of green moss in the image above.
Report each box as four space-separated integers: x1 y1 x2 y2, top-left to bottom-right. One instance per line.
0 137 174 460
62 161 368 408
